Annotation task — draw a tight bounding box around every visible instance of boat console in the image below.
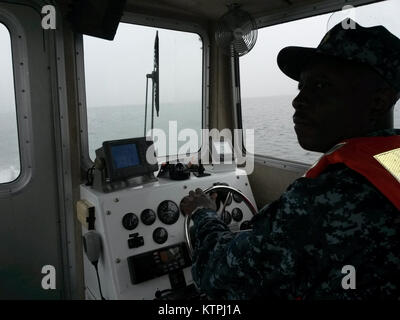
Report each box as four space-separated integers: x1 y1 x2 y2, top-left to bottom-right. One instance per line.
78 137 257 300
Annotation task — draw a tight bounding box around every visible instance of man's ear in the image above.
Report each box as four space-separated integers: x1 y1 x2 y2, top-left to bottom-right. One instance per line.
369 86 396 117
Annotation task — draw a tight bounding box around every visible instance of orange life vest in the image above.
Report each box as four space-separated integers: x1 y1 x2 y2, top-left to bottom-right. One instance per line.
305 136 400 210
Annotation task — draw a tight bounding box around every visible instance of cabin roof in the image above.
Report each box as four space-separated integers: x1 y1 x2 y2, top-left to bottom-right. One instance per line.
125 0 384 22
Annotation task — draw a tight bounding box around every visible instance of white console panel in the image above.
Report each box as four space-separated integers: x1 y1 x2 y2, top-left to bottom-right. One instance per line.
80 168 257 300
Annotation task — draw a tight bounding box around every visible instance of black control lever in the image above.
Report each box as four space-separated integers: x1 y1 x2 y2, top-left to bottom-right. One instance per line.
192 160 210 177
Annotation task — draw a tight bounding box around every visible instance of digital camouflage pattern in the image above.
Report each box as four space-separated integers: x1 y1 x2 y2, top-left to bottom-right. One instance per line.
191 129 400 300
278 19 400 93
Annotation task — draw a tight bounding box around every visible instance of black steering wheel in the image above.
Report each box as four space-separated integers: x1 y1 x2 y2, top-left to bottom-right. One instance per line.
184 185 258 258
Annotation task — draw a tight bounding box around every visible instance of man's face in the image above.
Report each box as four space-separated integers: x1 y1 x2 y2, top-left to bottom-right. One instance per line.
293 57 375 153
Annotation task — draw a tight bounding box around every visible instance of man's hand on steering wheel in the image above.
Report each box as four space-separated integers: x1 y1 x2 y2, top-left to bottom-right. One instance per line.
180 188 218 216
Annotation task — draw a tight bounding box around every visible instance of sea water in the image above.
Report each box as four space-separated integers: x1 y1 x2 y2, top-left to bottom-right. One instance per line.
1 96 399 183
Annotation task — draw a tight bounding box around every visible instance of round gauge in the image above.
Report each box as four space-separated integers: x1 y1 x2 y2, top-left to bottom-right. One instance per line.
221 210 232 225
141 209 156 226
122 213 139 230
232 208 243 222
157 200 180 225
233 192 243 203
240 220 252 231
153 227 168 244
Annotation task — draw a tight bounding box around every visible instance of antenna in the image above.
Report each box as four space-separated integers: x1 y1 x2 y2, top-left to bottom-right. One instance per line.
154 31 159 118
144 31 160 136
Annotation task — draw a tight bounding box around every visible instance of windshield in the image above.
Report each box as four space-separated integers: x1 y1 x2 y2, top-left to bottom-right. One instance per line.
83 23 203 160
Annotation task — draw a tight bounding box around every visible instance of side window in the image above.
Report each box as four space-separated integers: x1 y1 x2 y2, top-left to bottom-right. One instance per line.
0 22 19 183
83 23 203 160
240 0 400 164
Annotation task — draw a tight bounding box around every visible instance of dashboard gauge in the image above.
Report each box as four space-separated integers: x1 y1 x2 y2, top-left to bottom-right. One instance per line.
240 220 252 231
153 227 168 244
157 200 180 225
221 210 232 225
232 208 243 222
233 192 243 203
141 209 156 226
122 213 139 230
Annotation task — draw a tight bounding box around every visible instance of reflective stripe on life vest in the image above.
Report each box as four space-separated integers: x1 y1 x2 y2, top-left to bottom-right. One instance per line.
305 136 400 210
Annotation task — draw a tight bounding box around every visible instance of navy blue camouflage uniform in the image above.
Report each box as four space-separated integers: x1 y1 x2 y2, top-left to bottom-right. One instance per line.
191 129 400 300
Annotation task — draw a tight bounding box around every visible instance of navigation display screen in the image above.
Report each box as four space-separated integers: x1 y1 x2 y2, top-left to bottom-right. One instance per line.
111 143 140 169
99 137 158 182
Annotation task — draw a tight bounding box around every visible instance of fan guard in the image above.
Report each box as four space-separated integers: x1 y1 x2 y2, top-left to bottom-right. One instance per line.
215 4 258 57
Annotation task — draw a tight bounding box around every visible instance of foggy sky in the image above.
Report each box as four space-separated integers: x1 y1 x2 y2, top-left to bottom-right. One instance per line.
83 24 203 107
0 0 400 113
0 23 15 113
240 0 400 98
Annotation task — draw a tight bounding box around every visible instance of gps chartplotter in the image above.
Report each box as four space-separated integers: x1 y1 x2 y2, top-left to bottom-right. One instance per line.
93 137 159 192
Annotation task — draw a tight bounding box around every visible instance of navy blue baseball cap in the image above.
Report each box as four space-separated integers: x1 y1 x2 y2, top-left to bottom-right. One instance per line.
278 19 400 93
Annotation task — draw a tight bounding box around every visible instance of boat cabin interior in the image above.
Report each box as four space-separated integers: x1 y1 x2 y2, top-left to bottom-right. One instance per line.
0 0 398 300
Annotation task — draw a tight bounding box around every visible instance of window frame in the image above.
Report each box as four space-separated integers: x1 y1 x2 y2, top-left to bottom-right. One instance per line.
0 8 33 195
234 0 387 172
76 12 210 172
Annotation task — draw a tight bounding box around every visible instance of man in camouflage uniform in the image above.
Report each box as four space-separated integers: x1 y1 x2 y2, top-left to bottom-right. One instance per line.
180 20 400 299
